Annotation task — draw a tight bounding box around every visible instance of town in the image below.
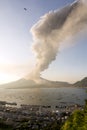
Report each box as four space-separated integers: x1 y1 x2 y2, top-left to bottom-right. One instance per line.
0 101 84 130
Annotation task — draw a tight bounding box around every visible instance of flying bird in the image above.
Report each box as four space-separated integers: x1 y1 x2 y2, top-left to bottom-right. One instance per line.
24 8 27 11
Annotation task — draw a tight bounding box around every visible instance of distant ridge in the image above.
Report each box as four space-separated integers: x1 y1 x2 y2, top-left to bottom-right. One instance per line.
0 78 70 89
1 77 87 89
73 77 87 87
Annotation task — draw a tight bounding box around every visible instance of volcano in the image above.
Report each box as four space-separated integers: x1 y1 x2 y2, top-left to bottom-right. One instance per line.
0 78 70 89
1 77 87 88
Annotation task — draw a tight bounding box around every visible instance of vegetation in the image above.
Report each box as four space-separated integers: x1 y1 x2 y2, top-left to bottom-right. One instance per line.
0 119 12 130
61 100 87 130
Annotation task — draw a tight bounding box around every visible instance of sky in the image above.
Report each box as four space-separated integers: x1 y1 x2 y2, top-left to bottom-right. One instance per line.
0 0 87 84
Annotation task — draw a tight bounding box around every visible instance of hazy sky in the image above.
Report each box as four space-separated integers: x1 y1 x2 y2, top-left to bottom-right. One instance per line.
0 0 87 84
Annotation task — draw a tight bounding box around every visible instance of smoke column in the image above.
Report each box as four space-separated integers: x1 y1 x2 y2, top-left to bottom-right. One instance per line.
29 0 87 80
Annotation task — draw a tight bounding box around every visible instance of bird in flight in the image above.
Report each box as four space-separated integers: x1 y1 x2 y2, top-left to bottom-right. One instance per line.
24 8 27 11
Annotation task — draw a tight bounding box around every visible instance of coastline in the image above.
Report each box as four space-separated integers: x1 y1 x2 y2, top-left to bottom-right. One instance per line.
0 101 84 130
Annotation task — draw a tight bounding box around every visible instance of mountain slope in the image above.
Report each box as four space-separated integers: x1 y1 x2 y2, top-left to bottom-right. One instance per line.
1 77 87 89
0 78 36 89
73 77 87 87
0 78 70 89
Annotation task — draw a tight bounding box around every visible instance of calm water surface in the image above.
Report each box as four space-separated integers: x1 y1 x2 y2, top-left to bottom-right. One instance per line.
0 87 87 107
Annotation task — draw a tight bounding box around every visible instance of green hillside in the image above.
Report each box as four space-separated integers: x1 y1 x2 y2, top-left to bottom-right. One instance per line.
61 100 87 130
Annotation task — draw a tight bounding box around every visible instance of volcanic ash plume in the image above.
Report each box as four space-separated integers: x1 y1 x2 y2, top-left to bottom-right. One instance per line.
29 0 87 79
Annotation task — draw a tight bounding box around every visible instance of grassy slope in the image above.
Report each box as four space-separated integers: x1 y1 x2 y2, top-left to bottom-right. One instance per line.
61 100 87 130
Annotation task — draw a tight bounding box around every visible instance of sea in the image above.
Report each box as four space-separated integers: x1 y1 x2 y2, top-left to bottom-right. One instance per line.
0 87 87 107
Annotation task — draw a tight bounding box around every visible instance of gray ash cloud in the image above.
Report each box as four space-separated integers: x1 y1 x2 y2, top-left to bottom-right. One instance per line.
29 0 87 79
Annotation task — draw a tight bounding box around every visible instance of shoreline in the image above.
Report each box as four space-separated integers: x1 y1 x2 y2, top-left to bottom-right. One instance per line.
0 101 84 129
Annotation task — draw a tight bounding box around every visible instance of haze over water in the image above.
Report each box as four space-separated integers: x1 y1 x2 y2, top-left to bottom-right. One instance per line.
0 87 87 107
